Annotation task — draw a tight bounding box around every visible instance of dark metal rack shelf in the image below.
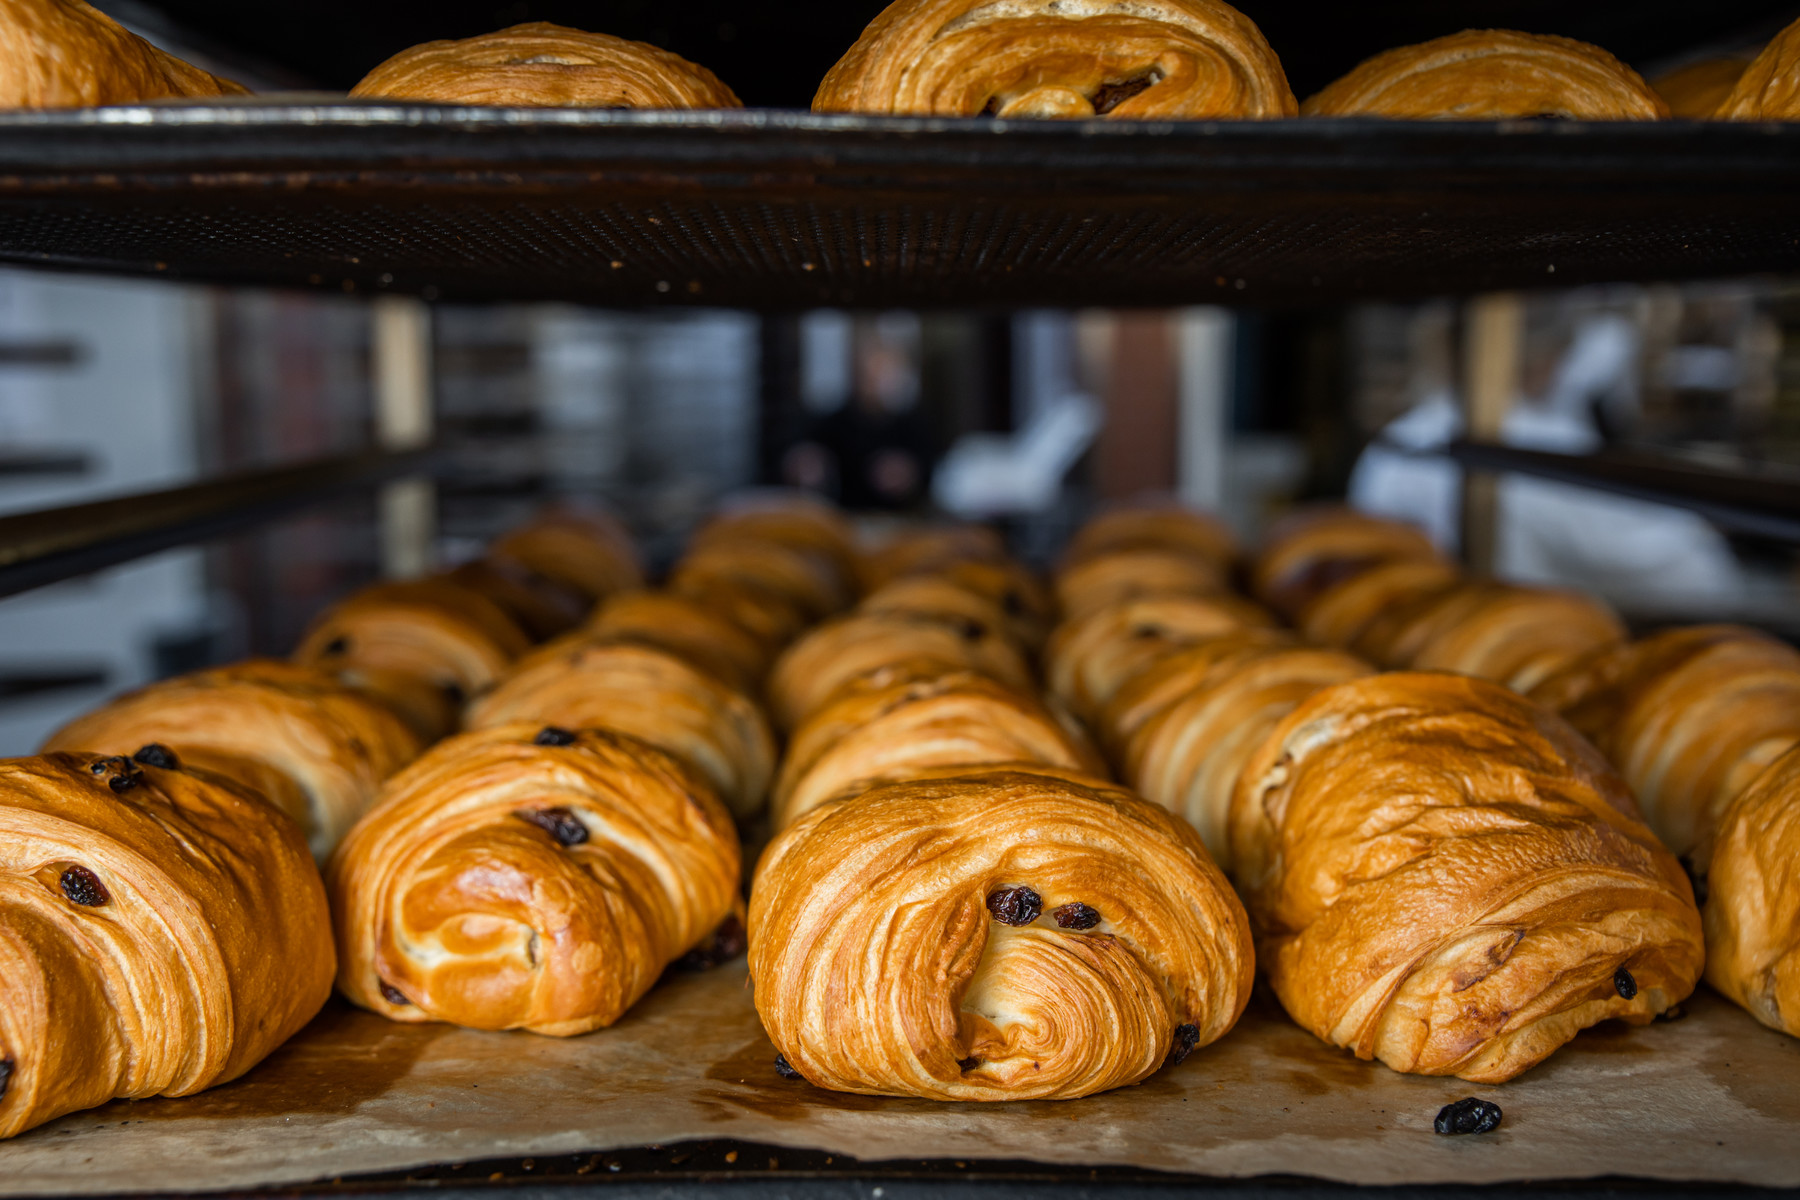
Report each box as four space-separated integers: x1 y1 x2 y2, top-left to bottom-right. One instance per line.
0 104 1798 308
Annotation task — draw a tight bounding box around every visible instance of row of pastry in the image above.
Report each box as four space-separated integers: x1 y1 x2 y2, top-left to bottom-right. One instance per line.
1 498 857 1137
13 0 1800 121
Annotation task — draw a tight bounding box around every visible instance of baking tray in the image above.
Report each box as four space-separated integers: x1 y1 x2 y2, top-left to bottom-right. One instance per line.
0 105 1798 308
3 960 1795 1197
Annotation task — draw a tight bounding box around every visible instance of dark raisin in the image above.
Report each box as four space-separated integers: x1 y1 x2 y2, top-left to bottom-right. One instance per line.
1435 1097 1503 1135
773 1053 802 1080
1092 73 1158 115
108 772 140 793
958 1056 983 1071
60 866 110 907
1166 1023 1201 1067
533 726 578 747
958 619 987 642
321 636 350 656
379 982 411 1007
1053 902 1102 930
1614 966 1638 1000
0 1059 11 1101
132 743 179 770
986 886 1042 926
671 915 747 972
517 807 588 847
441 681 465 706
1002 590 1027 616
1132 625 1164 639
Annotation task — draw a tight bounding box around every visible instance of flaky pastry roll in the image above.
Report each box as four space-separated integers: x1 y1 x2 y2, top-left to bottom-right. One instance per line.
294 578 532 741
488 506 644 606
1360 581 1625 693
767 609 1034 732
329 723 739 1035
0 0 247 108
1297 557 1462 650
42 660 421 859
771 665 1103 830
1233 672 1703 1082
1703 744 1800 1037
350 22 740 109
750 767 1254 1099
1106 634 1372 873
587 590 771 694
671 538 852 627
1054 547 1226 623
446 559 587 642
1044 593 1274 722
466 640 774 819
690 502 862 597
1063 502 1238 573
0 750 331 1138
815 0 1295 119
1250 507 1442 621
859 524 1008 592
859 576 1021 651
1303 30 1668 120
1714 18 1800 119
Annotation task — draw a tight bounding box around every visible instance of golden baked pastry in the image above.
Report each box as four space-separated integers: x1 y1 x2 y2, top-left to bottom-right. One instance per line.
1044 593 1274 723
1107 635 1372 872
1233 672 1703 1082
1063 503 1238 572
670 538 852 626
1302 30 1669 119
771 665 1104 830
666 571 811 653
42 660 421 859
750 767 1254 1099
767 610 1035 732
1528 625 1800 864
814 0 1295 119
1251 507 1442 621
465 640 774 818
1054 548 1226 623
1715 18 1800 119
586 590 770 694
445 559 586 642
858 576 1020 648
1652 55 1754 118
1703 744 1800 1037
0 0 248 109
1297 558 1462 650
0 750 331 1138
329 723 738 1035
294 579 532 741
349 21 740 109
860 525 1008 592
488 507 644 607
690 502 862 596
1361 581 1625 693
924 558 1055 652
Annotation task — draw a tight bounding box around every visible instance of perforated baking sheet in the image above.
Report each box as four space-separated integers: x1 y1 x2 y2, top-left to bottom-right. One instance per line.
1 962 1795 1195
0 104 1796 308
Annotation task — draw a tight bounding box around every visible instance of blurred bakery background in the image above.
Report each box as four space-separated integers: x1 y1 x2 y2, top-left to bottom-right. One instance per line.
1 0 1798 753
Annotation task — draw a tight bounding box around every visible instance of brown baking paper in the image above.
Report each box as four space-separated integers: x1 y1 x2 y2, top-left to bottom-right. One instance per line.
2 964 1796 1193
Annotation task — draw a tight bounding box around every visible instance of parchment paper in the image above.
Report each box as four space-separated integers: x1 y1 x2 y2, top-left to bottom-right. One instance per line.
2 964 1796 1195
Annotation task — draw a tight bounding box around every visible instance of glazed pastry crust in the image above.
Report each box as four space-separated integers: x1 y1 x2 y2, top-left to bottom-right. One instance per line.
1251 508 1441 620
329 724 738 1035
1232 672 1703 1082
587 590 772 694
690 504 862 596
488 507 645 605
814 0 1296 119
1063 504 1238 573
1703 745 1800 1037
1297 558 1461 650
1360 581 1625 693
42 660 422 859
1715 18 1800 119
860 525 1008 592
1302 29 1668 120
466 640 774 819
1054 547 1226 623
767 610 1035 732
1106 634 1372 873
860 576 1022 650
671 538 852 626
771 665 1103 829
0 0 247 108
1044 593 1274 722
750 768 1254 1099
0 752 332 1138
350 22 741 109
446 559 587 642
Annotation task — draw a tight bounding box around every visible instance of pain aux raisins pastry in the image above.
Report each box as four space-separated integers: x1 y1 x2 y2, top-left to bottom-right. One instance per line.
0 751 332 1138
294 578 533 743
813 0 1296 119
328 724 740 1035
749 767 1253 1100
349 22 741 109
1302 30 1669 120
41 660 421 860
466 639 775 819
1714 17 1800 119
1232 672 1703 1082
586 590 773 696
1703 744 1800 1038
0 0 248 108
770 664 1102 830
1249 507 1443 621
1061 501 1239 577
